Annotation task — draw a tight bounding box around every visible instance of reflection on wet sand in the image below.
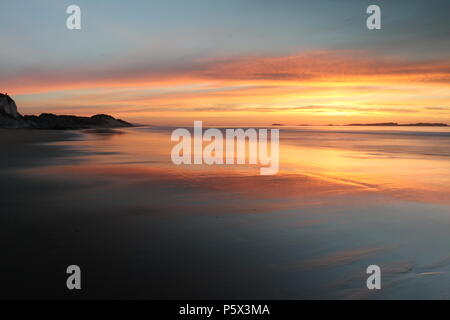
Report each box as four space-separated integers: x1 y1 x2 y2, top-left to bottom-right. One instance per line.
31 125 450 207
1 126 450 299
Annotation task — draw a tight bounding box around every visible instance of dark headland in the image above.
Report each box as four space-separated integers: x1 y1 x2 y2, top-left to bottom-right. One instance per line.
0 93 133 129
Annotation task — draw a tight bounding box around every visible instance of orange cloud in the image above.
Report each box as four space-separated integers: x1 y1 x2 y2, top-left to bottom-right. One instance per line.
4 50 450 94
6 50 450 125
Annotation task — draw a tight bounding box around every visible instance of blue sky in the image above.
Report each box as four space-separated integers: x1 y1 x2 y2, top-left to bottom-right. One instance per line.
2 0 449 72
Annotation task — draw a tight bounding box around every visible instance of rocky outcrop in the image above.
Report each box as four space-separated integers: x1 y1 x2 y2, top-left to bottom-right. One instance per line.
0 94 29 128
0 94 21 119
0 94 133 129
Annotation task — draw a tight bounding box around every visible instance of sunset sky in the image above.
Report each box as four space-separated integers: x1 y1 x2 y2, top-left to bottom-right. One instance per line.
1 0 449 125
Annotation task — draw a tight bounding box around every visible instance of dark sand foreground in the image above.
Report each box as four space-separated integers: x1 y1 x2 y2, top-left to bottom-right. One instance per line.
1 127 450 299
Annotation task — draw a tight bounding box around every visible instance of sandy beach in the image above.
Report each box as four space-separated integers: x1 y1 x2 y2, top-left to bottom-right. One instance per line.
1 126 450 299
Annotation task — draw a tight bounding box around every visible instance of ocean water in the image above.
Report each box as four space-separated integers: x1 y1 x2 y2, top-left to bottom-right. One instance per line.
1 125 450 299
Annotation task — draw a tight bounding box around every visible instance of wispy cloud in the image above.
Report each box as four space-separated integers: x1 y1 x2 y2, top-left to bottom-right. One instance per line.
6 50 450 124
4 50 450 94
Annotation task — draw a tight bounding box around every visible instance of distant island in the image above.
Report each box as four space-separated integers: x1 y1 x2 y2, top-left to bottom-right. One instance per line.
346 122 448 127
279 122 449 127
0 94 132 129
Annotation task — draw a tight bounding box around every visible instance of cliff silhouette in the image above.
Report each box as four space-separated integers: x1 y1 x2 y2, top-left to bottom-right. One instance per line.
0 94 132 129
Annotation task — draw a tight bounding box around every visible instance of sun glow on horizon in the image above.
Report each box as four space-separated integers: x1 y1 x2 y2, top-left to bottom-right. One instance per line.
5 51 450 126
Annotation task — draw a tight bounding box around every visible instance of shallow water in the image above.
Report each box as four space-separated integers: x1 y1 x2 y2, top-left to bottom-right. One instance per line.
1 125 450 299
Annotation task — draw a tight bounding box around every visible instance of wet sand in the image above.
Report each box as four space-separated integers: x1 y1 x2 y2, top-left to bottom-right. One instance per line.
1 127 450 299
